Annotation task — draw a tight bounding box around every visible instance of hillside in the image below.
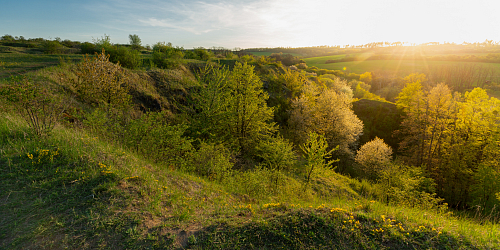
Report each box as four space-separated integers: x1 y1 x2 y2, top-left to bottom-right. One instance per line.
2 112 497 249
1 39 500 249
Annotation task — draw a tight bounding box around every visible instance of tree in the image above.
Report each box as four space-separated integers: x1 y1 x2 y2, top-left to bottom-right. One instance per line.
300 132 338 191
396 83 500 208
355 137 393 180
359 72 373 85
73 49 130 109
191 62 274 152
289 85 363 167
227 62 275 151
129 34 141 48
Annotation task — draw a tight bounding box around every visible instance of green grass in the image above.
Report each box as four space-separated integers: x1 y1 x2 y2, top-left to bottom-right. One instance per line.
1 110 499 249
247 51 302 57
301 54 347 63
0 54 83 79
304 57 500 77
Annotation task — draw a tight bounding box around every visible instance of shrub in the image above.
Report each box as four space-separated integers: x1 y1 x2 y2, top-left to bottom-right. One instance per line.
107 46 142 69
73 49 131 108
300 132 338 190
188 142 233 182
256 136 297 172
152 42 184 69
0 78 64 136
80 42 96 54
124 111 193 166
469 164 500 211
355 137 392 180
42 40 63 54
377 163 446 212
297 63 308 69
256 136 297 189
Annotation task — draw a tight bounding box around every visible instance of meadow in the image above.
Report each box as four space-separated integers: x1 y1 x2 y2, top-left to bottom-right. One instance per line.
0 54 82 79
304 56 500 78
246 51 302 57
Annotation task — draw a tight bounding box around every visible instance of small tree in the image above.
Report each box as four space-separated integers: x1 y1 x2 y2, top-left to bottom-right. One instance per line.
74 49 130 109
355 137 393 180
129 34 142 49
300 132 338 190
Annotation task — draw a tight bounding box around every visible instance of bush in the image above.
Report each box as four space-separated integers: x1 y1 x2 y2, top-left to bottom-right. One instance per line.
152 42 184 69
188 142 233 182
73 49 131 108
0 78 63 136
80 42 96 54
355 137 392 180
42 40 63 54
376 163 446 212
256 136 297 172
300 132 338 190
255 136 297 189
107 46 142 69
125 111 193 166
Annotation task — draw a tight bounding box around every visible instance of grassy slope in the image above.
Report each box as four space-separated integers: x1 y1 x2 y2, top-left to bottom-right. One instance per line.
1 113 499 249
1 54 500 249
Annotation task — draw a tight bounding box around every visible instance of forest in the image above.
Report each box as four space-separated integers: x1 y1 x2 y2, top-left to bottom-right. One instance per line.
1 34 500 249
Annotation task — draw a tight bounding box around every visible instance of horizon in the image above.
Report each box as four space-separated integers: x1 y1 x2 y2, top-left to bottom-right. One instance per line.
2 0 499 49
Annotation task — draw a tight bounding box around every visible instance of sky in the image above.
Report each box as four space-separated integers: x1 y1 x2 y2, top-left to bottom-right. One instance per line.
1 0 500 49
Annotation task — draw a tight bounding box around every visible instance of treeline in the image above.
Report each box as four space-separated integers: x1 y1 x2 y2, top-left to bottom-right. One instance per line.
243 40 500 58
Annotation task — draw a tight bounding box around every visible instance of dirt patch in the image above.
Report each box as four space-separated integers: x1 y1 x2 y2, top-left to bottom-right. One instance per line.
161 224 202 249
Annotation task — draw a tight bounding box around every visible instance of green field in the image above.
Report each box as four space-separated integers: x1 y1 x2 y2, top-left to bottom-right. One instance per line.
304 57 500 77
247 51 302 57
0 54 82 79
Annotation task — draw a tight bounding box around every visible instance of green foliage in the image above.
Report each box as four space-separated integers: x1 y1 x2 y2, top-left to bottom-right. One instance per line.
351 99 403 153
355 137 393 180
397 83 500 209
128 34 141 49
152 42 184 69
269 52 301 66
359 71 372 84
377 163 446 212
185 47 212 61
188 142 233 182
73 49 131 108
256 136 297 189
0 78 63 136
470 164 500 211
42 40 63 54
256 136 297 172
93 34 113 51
190 62 274 152
1 34 15 42
266 67 307 125
189 63 233 142
124 111 193 165
106 46 142 69
300 132 338 190
320 76 353 98
290 84 363 166
353 82 386 101
228 62 275 150
79 42 96 54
